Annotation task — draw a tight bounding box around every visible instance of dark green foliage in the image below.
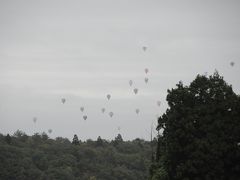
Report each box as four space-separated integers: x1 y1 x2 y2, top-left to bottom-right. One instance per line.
112 134 123 146
5 134 11 144
0 132 154 180
96 136 103 147
72 134 80 145
151 72 240 180
115 134 123 142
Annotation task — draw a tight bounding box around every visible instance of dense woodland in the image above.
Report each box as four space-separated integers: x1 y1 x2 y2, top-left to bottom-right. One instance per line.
0 132 156 180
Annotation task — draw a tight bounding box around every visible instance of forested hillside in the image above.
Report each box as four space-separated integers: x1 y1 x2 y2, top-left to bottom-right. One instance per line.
0 131 156 180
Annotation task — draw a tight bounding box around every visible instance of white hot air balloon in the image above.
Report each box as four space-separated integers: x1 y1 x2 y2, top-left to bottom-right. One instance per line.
144 77 149 84
157 101 161 107
109 112 114 118
33 117 37 123
83 115 87 120
136 109 140 114
80 107 84 112
129 80 133 86
101 108 106 113
61 98 66 104
142 46 147 51
145 68 149 74
133 88 138 94
107 94 111 100
48 129 52 134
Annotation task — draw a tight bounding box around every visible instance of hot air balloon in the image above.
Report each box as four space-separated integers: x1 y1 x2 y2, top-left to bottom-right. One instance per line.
136 109 140 114
101 108 106 113
48 129 52 134
157 101 161 107
129 80 133 86
144 77 149 84
61 98 66 104
133 88 138 94
33 117 37 123
142 46 147 51
109 112 114 118
230 61 235 67
83 115 87 120
107 94 111 100
80 107 84 112
145 68 149 74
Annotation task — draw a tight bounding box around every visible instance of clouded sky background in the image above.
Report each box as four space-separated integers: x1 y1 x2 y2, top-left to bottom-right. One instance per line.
0 0 239 140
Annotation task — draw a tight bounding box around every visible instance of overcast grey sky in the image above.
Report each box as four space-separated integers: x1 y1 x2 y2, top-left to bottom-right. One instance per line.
0 0 240 140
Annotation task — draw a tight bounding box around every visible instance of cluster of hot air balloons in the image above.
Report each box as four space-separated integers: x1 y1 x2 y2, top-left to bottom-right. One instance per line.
125 47 162 116
144 68 149 84
30 45 238 139
79 106 88 120
130 68 161 115
33 46 163 136
60 92 116 120
75 46 159 119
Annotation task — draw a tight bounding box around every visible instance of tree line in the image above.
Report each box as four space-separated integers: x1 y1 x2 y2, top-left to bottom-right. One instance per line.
0 131 156 180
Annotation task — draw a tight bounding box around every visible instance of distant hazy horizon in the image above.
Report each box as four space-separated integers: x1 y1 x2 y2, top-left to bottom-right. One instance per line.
1 0 240 140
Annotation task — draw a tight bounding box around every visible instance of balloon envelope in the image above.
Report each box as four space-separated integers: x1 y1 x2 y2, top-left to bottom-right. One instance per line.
144 77 149 83
145 68 149 74
101 108 105 113
109 112 114 117
142 46 147 51
136 109 140 114
133 88 138 94
80 107 84 112
107 94 111 100
33 117 37 123
48 129 52 134
157 101 161 106
129 80 133 86
83 115 87 120
61 98 66 104
230 61 235 66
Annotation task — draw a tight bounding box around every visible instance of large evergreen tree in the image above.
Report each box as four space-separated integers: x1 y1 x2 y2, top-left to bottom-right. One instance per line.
152 72 240 180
